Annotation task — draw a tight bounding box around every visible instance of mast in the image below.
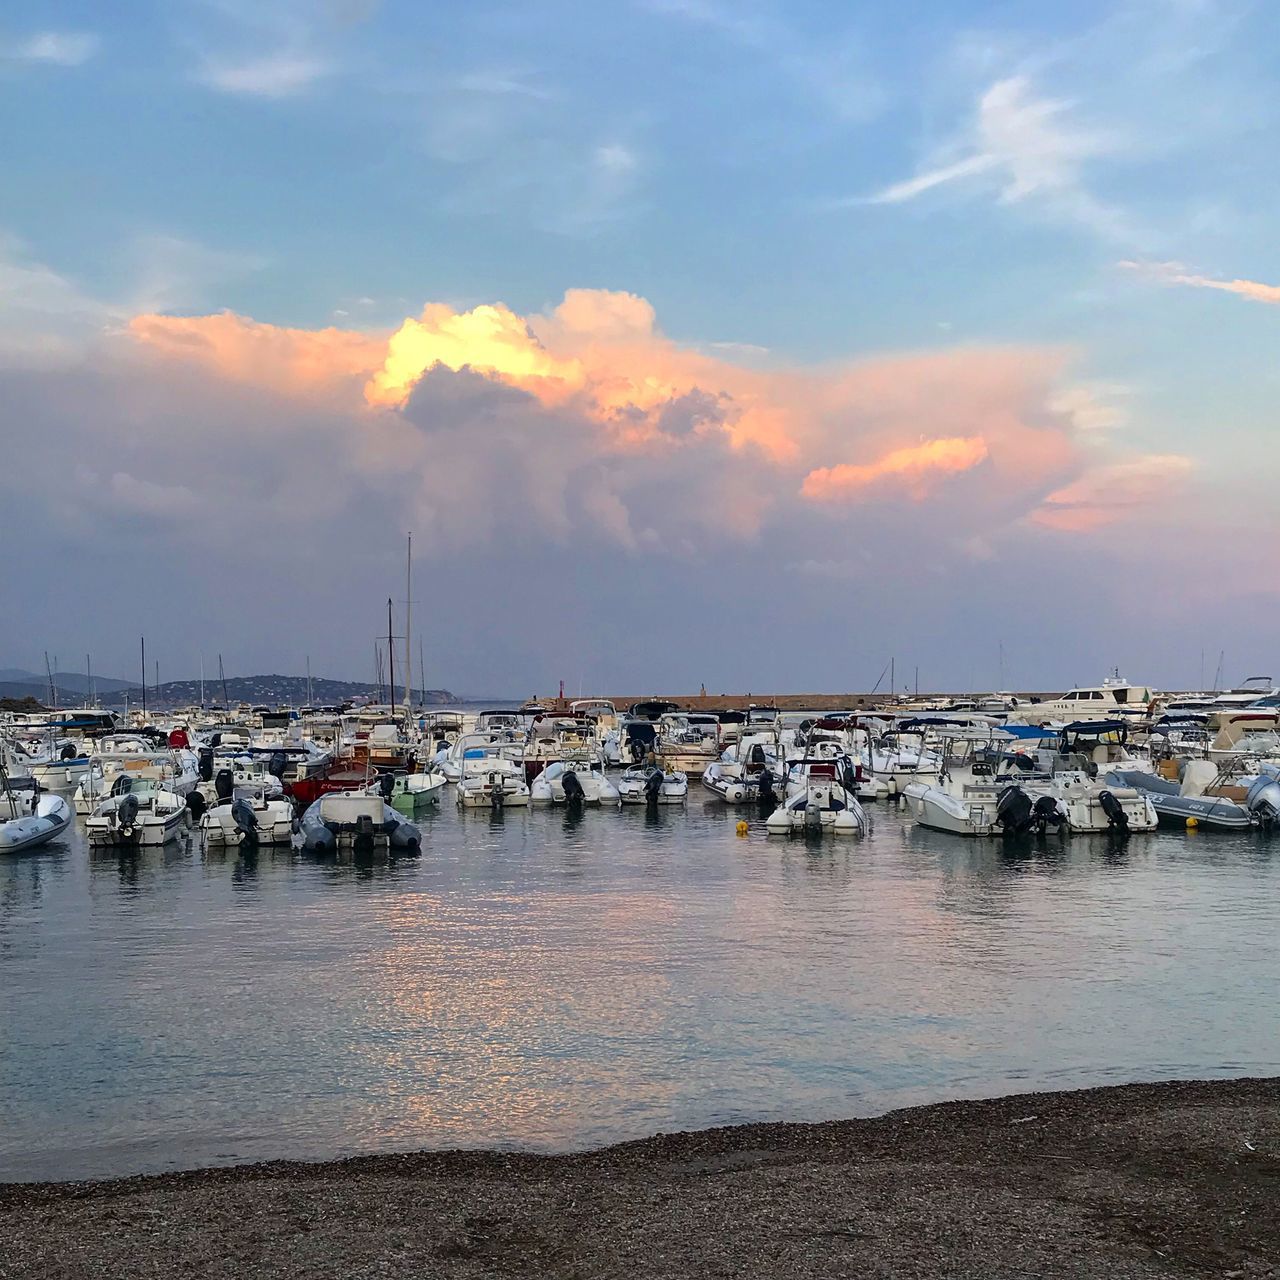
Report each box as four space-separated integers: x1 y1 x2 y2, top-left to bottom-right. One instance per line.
403 533 412 715
87 653 95 708
419 638 426 710
155 660 159 709
306 655 312 708
44 651 56 710
141 637 147 718
387 597 396 712
218 653 228 708
200 654 205 709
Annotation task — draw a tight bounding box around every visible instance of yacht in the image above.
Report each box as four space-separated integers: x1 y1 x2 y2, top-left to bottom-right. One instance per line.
1007 675 1156 726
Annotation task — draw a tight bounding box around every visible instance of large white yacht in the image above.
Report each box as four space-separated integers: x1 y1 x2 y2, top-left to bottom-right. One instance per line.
1008 675 1156 725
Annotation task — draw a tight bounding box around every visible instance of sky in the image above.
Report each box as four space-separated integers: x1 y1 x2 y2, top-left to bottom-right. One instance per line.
3 0 1280 697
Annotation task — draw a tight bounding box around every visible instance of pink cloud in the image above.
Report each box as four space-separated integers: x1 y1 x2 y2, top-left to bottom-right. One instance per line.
1031 454 1194 531
802 437 989 501
1120 260 1280 306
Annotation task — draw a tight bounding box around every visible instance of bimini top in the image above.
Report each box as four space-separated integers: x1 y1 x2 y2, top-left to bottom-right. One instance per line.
629 700 682 720
1059 719 1129 738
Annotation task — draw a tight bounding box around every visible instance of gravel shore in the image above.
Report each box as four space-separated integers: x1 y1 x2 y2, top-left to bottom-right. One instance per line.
2 1078 1277 1278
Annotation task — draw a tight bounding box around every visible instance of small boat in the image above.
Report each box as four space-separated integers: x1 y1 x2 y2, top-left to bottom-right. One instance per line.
1107 761 1280 832
0 777 72 853
766 758 869 836
456 745 531 809
299 793 420 855
702 733 783 804
362 768 447 815
530 758 620 805
202 789 296 846
86 780 190 847
8 736 91 791
617 765 688 804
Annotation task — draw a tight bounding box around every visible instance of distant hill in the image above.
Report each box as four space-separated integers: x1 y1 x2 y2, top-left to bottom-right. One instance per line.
98 673 457 709
1 668 460 710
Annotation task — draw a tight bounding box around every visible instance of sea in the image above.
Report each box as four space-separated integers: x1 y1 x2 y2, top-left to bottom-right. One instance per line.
1 796 1276 1181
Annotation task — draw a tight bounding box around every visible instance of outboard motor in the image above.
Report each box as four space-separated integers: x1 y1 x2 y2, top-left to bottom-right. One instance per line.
629 736 646 765
353 812 375 854
377 772 395 802
186 789 207 822
231 797 259 843
644 767 664 804
268 752 287 781
995 784 1033 835
1098 789 1129 833
561 770 585 806
59 742 77 761
117 793 140 839
1246 776 1280 831
110 773 134 798
757 767 777 807
214 768 235 802
841 762 859 798
197 747 214 782
209 733 222 749
1032 793 1066 835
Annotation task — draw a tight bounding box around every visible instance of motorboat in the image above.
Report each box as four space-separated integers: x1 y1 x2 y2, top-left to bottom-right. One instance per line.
361 768 447 815
6 736 91 790
0 776 72 853
701 733 784 804
902 732 1155 836
438 731 521 783
657 713 721 778
784 730 889 801
456 745 531 809
86 780 190 847
523 716 601 782
1007 674 1156 726
299 792 421 855
765 755 869 836
530 758 620 805
201 781 296 847
1107 760 1280 832
617 765 687 804
74 747 199 815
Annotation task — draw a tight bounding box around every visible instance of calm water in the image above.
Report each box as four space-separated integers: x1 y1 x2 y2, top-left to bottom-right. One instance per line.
1 798 1277 1181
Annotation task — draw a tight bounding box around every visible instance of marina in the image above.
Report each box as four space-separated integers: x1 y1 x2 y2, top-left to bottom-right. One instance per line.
2 684 1278 1185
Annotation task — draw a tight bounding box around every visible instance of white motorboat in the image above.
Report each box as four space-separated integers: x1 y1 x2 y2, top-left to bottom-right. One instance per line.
657 713 721 778
201 783 296 847
785 732 889 801
456 745 531 809
75 748 199 815
902 732 1156 837
1007 674 1156 725
86 781 190 847
530 758 620 805
701 733 784 804
438 732 520 783
7 736 91 790
617 765 687 804
766 755 869 836
0 777 72 853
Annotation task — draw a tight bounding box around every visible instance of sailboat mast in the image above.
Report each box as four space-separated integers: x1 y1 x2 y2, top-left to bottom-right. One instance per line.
87 653 94 708
419 638 426 710
200 654 205 710
306 655 312 708
44 651 56 710
219 653 228 708
141 637 147 718
387 598 396 711
404 533 412 715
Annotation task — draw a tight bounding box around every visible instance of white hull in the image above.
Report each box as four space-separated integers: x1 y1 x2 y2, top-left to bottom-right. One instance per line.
0 794 73 852
87 810 189 847
30 760 90 791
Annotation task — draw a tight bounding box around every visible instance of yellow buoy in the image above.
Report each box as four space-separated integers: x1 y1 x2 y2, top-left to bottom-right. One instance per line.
736 820 749 837
1186 817 1199 830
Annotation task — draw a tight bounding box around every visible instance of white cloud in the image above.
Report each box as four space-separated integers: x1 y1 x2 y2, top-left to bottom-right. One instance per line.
1120 259 1280 305
197 52 331 97
6 31 99 66
866 75 1120 232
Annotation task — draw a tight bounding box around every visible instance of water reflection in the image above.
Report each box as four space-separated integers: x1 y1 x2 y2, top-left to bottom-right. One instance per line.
1 800 1278 1182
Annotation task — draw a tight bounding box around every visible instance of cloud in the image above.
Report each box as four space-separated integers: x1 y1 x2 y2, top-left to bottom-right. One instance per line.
865 76 1119 232
6 32 99 66
1119 260 1280 305
1031 454 1194 531
802 437 990 502
197 52 331 97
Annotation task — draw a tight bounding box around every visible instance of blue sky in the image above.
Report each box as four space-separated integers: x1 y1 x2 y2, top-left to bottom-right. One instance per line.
3 0 1280 692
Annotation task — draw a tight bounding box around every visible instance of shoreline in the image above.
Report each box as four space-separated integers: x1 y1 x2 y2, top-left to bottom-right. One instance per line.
3 1077 1277 1276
